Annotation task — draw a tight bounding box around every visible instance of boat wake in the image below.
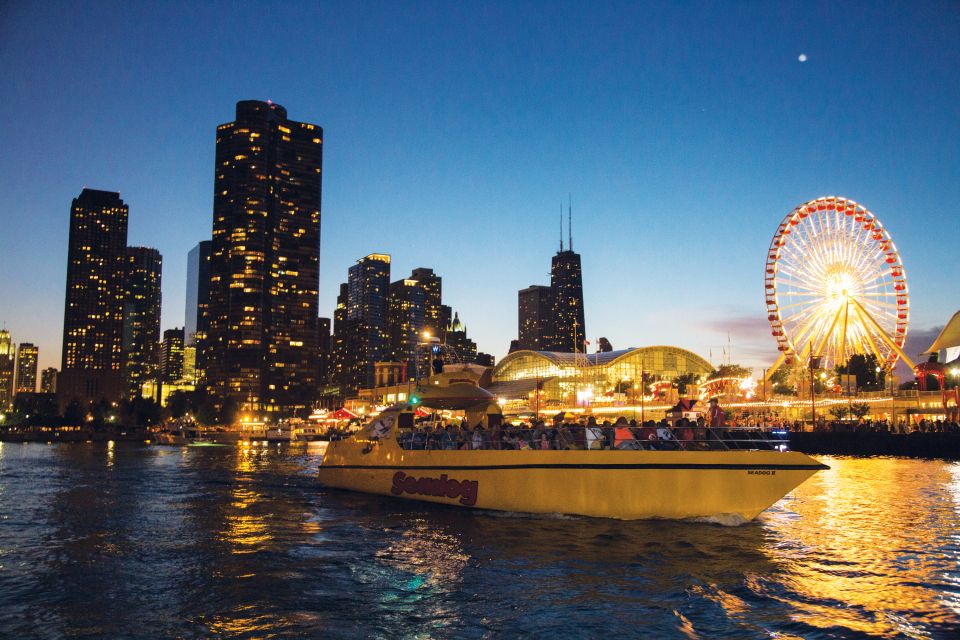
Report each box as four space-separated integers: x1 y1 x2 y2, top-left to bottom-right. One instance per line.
687 513 750 527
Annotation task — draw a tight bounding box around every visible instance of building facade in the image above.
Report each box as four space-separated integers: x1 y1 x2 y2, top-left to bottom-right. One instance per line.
60 189 129 407
0 330 14 408
122 247 162 400
41 367 58 394
185 240 211 384
490 346 713 411
387 278 426 379
15 343 39 393
517 285 553 351
410 268 442 337
206 100 323 415
344 253 391 391
548 248 586 352
161 328 185 383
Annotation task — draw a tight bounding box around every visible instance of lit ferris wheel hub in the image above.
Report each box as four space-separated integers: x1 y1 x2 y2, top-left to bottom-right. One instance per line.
764 196 912 374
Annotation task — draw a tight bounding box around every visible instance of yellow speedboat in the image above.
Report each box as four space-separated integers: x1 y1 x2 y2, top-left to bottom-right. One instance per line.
318 404 827 523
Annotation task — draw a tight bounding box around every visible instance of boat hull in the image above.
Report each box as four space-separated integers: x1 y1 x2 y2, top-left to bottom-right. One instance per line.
317 436 827 522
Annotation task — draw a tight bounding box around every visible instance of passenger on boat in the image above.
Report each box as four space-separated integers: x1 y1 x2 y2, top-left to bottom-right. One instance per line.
439 425 456 450
614 417 642 449
638 421 658 443
709 398 726 429
471 426 484 450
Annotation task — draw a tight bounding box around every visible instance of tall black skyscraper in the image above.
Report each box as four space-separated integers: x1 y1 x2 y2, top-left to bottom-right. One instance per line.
515 204 586 354
549 247 586 352
206 100 323 415
122 247 162 399
185 240 211 384
517 285 553 351
60 188 129 407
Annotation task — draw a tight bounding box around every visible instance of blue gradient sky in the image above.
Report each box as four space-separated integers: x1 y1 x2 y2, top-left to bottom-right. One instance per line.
1 1 958 376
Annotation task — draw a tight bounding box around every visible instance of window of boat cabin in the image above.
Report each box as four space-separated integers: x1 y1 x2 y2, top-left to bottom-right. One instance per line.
398 412 414 429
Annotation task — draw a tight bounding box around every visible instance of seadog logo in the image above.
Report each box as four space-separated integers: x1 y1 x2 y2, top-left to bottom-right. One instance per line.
391 471 479 506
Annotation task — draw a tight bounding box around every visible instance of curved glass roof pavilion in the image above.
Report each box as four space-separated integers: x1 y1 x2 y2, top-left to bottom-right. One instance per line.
490 346 714 404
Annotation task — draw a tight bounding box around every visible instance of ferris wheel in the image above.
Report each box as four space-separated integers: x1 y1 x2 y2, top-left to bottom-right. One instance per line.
764 196 914 375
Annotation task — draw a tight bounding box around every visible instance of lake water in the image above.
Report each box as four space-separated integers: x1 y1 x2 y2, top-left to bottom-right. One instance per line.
1 442 958 638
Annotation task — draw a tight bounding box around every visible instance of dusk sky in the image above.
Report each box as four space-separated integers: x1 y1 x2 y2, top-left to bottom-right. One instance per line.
1 1 957 376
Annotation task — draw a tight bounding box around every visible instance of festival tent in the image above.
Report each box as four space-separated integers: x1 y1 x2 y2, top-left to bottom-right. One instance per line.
924 310 960 355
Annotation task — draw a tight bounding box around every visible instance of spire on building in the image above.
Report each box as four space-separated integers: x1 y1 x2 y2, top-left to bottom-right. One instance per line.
559 203 563 252
568 194 572 251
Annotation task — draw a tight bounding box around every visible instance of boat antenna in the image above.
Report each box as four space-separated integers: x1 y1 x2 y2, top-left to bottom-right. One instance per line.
568 194 572 251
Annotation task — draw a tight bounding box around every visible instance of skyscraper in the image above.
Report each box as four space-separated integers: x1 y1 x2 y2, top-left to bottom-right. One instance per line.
15 343 39 393
515 204 586 354
122 247 162 399
346 253 391 390
331 282 362 395
41 367 58 394
185 240 211 383
317 317 331 386
60 188 129 407
409 268 442 337
388 278 426 379
206 100 323 415
517 285 553 351
161 328 185 383
0 330 14 407
549 248 586 352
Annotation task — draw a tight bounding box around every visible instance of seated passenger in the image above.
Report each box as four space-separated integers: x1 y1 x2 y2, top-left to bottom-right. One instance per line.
439 426 455 450
411 429 427 450
472 426 484 450
613 417 641 450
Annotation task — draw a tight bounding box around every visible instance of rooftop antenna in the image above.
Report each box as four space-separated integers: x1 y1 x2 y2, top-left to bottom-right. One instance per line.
568 194 572 251
559 203 563 252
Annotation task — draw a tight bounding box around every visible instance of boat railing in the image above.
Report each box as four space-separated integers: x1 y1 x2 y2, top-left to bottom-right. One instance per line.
392 426 790 452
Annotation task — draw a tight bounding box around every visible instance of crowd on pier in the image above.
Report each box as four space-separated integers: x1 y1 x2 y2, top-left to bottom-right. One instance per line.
814 418 960 434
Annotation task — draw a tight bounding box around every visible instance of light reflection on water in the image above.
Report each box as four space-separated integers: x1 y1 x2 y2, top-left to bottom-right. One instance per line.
0 444 957 638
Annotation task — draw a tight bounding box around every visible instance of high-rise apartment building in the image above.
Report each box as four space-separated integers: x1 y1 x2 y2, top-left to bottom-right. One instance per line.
15 343 39 393
388 278 426 378
161 328 185 383
345 253 391 390
60 189 129 407
41 367 59 394
317 317 331 385
331 283 362 394
409 268 442 337
185 240 211 383
206 100 323 415
517 285 554 351
0 330 14 407
122 247 162 399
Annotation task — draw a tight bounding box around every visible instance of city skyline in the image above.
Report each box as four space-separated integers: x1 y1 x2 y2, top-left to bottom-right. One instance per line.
1 3 958 378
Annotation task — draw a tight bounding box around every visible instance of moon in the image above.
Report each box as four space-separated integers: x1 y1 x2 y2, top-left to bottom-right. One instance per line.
798 53 808 62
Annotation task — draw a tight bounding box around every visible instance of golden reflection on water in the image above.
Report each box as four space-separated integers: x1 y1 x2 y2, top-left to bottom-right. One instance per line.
218 446 272 553
763 457 960 637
